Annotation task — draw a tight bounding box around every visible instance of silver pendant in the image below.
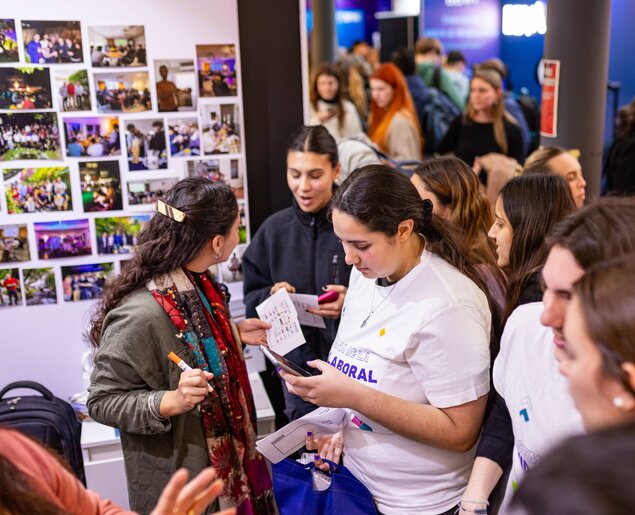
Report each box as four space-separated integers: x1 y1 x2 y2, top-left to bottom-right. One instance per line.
360 314 371 328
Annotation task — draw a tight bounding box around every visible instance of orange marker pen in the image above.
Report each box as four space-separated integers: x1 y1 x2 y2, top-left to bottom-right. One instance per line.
168 352 214 393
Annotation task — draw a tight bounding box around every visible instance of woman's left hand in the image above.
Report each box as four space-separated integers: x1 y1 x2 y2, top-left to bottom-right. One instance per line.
307 285 347 319
280 360 362 408
237 318 271 346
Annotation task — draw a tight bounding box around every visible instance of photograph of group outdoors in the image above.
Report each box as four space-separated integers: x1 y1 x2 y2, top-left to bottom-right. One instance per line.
0 67 52 110
94 71 152 113
168 118 200 157
34 219 92 260
124 119 167 171
89 26 146 68
22 20 83 64
0 20 19 63
55 69 91 112
61 262 114 302
200 103 241 155
154 59 197 112
0 112 61 161
23 267 57 305
0 224 30 263
196 44 238 97
186 158 244 198
79 160 123 212
95 215 150 255
127 177 177 206
4 167 72 214
62 115 120 157
0 268 22 307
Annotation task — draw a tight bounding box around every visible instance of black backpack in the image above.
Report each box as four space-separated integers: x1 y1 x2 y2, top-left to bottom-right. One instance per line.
0 381 86 485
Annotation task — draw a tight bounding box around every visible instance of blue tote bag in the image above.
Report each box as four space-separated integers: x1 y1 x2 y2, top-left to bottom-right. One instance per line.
272 458 377 515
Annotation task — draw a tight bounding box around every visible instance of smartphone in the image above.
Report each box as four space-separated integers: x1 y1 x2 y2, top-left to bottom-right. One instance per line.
259 345 314 377
317 290 339 304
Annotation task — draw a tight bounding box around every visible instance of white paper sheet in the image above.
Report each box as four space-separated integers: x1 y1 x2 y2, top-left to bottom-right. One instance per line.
288 293 326 329
256 407 348 463
255 288 306 355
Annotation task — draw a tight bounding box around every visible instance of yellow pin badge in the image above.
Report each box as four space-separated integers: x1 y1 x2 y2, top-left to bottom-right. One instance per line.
379 327 386 337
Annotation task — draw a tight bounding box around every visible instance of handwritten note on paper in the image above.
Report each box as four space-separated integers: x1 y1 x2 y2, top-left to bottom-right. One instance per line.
255 288 306 355
289 293 326 329
256 407 348 463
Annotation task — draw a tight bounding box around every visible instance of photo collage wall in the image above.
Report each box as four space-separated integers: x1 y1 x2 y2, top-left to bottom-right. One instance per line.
0 20 248 309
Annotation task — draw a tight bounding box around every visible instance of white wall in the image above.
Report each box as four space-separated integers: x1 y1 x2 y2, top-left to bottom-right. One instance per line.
0 0 249 401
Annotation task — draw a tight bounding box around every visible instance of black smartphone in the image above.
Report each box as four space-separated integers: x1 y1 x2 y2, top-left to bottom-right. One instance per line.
259 345 314 377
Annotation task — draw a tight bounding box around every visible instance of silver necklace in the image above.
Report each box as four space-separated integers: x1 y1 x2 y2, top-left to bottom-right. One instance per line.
360 282 397 328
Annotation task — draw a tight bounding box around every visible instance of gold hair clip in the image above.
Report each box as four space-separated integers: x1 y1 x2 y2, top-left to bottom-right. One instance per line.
156 200 186 223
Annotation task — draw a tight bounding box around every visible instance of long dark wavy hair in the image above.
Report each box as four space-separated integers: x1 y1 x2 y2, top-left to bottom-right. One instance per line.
88 177 238 347
330 164 490 303
499 174 576 323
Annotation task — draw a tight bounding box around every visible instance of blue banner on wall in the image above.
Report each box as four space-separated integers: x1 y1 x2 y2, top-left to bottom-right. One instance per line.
422 0 501 66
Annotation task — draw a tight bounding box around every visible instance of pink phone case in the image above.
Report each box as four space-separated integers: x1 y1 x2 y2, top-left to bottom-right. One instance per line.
317 290 339 304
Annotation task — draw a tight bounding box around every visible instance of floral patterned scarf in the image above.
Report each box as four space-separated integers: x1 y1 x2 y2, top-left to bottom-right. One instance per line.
147 268 274 515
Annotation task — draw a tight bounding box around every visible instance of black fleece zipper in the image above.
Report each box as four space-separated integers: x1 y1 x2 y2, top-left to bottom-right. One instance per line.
309 214 317 293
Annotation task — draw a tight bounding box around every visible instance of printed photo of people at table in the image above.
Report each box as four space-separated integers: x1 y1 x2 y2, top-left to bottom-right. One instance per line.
61 262 114 302
154 59 197 112
196 44 237 97
79 160 123 212
220 244 245 283
0 112 61 161
0 224 30 263
127 177 177 206
4 167 72 214
168 118 199 157
94 71 152 113
34 218 92 259
0 67 52 110
54 69 91 112
200 103 241 155
186 157 244 199
0 20 19 63
22 20 83 65
125 118 168 171
89 26 146 68
0 267 22 308
62 115 120 157
23 267 57 306
94 214 150 255
238 201 247 244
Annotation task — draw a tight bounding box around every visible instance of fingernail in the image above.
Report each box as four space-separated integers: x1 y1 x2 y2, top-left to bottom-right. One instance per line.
276 367 281 373
314 454 320 461
306 431 312 437
322 285 328 290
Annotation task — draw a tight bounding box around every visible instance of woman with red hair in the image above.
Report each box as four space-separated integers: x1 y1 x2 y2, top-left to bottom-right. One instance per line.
368 62 423 161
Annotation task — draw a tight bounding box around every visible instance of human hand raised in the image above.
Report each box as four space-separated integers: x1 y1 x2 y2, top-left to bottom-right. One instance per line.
270 281 296 295
160 369 214 417
237 318 271 346
307 285 347 319
305 430 344 471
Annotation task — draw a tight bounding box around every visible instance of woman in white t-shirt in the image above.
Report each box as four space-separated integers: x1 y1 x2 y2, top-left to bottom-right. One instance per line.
281 165 492 515
309 63 363 142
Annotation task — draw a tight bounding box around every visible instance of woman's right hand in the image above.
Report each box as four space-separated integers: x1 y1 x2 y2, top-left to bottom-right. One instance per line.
305 430 344 471
270 281 296 295
160 369 214 417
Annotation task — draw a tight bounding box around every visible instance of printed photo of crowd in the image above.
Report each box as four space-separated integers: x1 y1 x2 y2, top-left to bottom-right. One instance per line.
55 69 91 112
89 26 146 68
186 157 244 199
0 67 52 110
125 119 167 171
200 103 241 155
0 267 22 307
168 118 199 157
95 215 150 255
0 20 19 63
0 224 30 263
61 262 114 302
22 20 83 65
79 160 123 212
23 267 57 305
94 71 152 113
196 44 237 97
63 115 120 157
0 112 61 161
154 59 197 112
4 167 72 214
127 178 177 206
34 219 92 260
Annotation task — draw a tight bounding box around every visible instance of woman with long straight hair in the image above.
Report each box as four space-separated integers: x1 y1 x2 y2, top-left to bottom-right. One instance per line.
368 62 423 161
281 164 492 515
87 177 274 514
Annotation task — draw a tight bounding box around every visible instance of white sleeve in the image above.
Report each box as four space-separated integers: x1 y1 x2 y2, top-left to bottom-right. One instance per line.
406 304 490 408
